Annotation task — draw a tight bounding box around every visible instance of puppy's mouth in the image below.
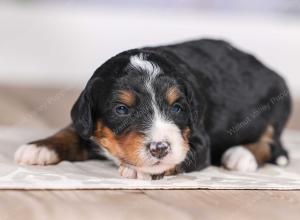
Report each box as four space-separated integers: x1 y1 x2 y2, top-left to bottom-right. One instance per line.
132 141 188 175
93 120 189 175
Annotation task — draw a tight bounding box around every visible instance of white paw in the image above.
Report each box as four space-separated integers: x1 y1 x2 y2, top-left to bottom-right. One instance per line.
119 165 137 179
14 144 60 165
221 146 258 172
119 165 152 180
276 155 289 167
136 171 152 180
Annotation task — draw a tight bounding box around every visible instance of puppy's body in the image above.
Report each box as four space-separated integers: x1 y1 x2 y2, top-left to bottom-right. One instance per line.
15 39 291 179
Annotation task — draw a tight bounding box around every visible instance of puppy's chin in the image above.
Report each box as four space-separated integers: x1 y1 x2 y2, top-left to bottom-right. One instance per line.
139 147 188 174
134 163 175 175
132 153 187 175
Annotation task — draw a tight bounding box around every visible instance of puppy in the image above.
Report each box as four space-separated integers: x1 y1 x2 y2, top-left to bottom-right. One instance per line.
15 39 291 180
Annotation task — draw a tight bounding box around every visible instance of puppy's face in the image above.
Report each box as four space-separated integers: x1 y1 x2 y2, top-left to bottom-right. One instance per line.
73 53 192 174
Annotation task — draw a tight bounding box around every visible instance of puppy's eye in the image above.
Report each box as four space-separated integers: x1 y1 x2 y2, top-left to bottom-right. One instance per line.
115 105 129 115
170 103 183 114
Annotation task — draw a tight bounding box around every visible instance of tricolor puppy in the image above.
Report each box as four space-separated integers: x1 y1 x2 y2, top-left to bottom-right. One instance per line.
15 39 291 180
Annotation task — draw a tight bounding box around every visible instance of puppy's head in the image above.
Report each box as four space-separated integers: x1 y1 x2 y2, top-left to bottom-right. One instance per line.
72 52 195 174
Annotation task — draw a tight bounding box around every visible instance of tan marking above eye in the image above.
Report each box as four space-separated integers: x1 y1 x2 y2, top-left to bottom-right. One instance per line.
117 90 135 107
165 86 181 105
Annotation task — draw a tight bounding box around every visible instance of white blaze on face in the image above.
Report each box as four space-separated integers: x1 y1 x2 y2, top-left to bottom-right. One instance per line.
130 53 187 174
149 116 187 160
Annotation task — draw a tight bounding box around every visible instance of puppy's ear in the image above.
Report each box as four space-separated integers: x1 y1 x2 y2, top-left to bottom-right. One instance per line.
71 78 100 139
182 83 211 171
184 84 206 126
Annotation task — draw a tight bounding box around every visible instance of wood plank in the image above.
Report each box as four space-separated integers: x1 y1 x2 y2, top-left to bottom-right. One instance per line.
144 190 300 220
1 190 300 220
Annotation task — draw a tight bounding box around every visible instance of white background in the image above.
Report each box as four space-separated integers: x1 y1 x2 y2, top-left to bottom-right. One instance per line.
0 3 299 96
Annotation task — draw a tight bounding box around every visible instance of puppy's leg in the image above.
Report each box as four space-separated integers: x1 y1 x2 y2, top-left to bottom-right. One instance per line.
15 125 89 165
222 125 283 172
269 140 289 167
221 146 258 172
118 164 152 180
118 164 137 179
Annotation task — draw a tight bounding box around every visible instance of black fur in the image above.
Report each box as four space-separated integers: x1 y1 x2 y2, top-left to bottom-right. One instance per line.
71 39 291 172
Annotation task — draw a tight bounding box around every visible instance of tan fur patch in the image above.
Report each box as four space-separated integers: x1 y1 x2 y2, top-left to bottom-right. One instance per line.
29 126 89 161
166 86 180 105
94 121 120 156
245 125 274 165
118 132 145 166
164 166 179 176
182 127 191 151
117 90 135 107
93 121 145 166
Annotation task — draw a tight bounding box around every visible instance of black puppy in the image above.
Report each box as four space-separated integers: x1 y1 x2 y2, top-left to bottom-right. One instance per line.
15 39 291 180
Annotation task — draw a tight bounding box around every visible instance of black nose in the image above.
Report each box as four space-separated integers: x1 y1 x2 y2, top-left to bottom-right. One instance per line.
148 141 170 159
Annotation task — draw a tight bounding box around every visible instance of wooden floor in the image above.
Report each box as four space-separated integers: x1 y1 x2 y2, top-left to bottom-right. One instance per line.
1 86 300 220
1 190 300 220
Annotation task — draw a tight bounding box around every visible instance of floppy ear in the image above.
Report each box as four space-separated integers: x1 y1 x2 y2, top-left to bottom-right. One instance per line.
71 78 100 139
184 82 206 127
180 82 211 171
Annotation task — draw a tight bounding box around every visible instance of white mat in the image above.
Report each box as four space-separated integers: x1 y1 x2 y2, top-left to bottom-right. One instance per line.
1 127 300 190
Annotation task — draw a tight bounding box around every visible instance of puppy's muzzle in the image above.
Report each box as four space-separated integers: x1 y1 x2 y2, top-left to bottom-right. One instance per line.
147 141 170 159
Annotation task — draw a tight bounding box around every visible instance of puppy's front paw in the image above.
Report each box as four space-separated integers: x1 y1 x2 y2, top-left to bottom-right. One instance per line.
14 144 60 165
119 165 152 180
221 146 258 172
136 171 152 180
119 165 137 179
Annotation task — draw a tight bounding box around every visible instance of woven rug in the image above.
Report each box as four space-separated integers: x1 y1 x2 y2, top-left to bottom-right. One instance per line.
0 127 300 190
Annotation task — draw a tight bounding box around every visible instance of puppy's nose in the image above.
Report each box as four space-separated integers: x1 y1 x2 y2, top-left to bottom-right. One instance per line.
148 141 170 159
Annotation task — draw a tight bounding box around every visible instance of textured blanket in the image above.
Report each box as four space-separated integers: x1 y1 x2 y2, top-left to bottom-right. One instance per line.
1 127 300 190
